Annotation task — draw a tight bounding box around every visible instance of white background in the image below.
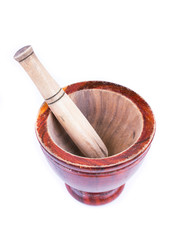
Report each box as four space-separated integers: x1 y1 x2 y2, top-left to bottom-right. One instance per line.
0 1 171 239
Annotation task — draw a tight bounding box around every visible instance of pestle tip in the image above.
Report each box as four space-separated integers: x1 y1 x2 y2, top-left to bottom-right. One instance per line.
14 45 34 62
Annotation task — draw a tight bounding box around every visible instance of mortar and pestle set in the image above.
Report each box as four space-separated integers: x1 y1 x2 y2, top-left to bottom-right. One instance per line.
14 46 156 205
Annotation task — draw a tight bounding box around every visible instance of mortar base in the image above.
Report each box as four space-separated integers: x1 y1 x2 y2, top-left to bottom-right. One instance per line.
65 184 125 205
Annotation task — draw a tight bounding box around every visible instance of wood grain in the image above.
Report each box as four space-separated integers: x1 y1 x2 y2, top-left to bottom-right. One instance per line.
48 88 143 156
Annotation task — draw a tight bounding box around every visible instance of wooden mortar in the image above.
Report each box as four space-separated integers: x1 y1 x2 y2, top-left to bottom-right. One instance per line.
35 81 156 205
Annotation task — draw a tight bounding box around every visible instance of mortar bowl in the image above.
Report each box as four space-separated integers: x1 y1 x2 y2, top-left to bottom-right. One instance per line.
36 81 155 205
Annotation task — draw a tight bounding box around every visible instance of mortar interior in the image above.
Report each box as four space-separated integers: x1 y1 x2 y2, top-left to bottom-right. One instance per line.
47 89 143 157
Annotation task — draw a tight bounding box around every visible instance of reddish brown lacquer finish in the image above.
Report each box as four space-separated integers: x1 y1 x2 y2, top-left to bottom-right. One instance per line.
36 81 156 205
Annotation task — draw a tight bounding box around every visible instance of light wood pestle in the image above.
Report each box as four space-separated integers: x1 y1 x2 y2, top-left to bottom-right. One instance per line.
14 45 108 158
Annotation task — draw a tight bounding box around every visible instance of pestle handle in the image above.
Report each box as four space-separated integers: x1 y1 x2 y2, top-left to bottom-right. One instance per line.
14 45 108 158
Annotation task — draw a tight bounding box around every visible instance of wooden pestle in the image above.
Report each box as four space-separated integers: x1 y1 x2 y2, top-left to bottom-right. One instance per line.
14 45 108 158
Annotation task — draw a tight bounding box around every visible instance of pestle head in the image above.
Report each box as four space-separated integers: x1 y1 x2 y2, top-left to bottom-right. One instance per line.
14 45 34 62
